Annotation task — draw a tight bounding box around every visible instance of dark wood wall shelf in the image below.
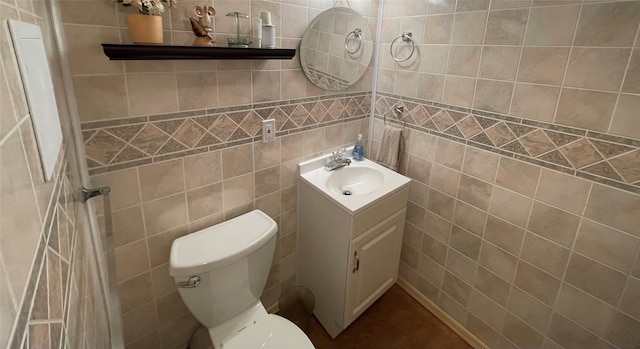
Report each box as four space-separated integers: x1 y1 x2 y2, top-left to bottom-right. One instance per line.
101 44 296 60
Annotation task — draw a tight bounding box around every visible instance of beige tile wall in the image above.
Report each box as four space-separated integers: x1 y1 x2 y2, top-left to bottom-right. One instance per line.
49 0 640 347
57 0 379 347
61 0 379 123
379 0 640 139
1 1 112 348
91 119 368 348
376 1 640 348
383 120 640 349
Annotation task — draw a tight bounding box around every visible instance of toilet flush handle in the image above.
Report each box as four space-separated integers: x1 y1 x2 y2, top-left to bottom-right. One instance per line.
176 276 201 288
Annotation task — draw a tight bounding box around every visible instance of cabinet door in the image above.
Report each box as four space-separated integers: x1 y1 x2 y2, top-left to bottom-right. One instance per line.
344 208 406 326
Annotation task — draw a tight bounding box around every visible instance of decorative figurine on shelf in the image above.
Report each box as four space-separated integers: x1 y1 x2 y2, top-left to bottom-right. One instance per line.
190 5 216 46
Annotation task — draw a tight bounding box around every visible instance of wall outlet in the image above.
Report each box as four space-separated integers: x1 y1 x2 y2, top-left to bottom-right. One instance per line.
262 119 275 142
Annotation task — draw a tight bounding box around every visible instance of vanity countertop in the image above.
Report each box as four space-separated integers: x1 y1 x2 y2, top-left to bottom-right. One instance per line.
298 151 411 215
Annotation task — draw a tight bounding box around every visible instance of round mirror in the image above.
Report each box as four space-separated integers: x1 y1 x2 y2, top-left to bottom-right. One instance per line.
300 7 373 91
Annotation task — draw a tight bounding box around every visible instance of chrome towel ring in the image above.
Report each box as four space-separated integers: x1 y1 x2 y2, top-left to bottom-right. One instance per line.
383 105 406 129
345 28 363 54
390 32 415 62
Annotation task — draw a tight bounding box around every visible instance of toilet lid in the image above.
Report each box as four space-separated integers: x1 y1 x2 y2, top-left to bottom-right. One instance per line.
222 314 315 349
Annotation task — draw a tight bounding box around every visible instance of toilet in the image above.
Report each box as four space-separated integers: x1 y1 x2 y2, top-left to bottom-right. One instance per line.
169 209 315 349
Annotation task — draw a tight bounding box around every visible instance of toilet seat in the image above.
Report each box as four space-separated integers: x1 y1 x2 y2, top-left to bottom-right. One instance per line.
221 314 315 349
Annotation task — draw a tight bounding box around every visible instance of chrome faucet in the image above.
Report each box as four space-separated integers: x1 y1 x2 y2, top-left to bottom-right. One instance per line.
324 147 352 171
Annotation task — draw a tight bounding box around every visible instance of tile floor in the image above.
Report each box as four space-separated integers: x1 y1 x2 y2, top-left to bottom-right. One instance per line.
307 284 473 349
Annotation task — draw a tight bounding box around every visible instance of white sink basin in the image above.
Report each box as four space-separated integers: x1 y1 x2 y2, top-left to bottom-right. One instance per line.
325 166 384 196
298 149 411 214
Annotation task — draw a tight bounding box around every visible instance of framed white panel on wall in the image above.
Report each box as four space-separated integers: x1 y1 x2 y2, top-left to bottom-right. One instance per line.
8 20 62 182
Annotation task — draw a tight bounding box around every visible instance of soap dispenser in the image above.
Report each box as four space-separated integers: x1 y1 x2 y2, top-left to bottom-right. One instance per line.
353 134 365 161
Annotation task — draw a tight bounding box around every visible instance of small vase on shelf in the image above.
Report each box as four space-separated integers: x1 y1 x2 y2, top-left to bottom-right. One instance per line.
127 14 163 44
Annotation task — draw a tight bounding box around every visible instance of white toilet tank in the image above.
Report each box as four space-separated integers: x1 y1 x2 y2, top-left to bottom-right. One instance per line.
169 210 278 327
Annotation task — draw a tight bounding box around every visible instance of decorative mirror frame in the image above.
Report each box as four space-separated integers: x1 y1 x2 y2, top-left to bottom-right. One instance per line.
300 7 373 91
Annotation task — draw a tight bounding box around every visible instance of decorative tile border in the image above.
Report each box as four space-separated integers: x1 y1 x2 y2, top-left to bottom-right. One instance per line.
83 89 640 195
305 66 351 90
375 92 640 195
81 92 371 175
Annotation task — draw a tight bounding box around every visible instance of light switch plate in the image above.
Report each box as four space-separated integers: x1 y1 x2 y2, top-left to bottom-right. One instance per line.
262 119 275 142
9 20 62 182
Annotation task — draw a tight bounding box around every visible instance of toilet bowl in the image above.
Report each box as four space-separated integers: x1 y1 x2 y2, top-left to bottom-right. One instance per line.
169 210 314 349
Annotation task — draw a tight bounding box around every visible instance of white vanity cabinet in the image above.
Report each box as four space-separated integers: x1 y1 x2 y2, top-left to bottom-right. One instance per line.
297 181 409 338
344 208 406 326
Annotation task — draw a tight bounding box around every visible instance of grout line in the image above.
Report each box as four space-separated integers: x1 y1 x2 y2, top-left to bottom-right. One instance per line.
437 7 458 105
507 156 542 321
1 242 26 328
249 141 257 219
130 162 162 333
173 69 180 111
0 110 26 148
467 2 492 112
550 1 583 125
446 139 477 298
0 28 24 147
122 60 134 120
541 178 593 336
606 20 640 134
615 252 639 319
506 1 532 117
14 116 46 227
62 196 79 319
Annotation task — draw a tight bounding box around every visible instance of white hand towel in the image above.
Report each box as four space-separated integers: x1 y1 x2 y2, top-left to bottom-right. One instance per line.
374 125 403 171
